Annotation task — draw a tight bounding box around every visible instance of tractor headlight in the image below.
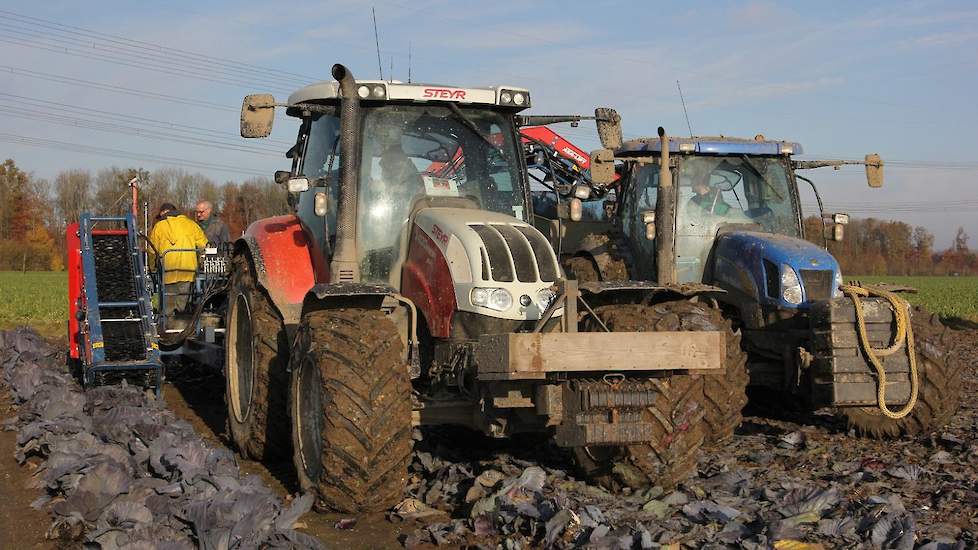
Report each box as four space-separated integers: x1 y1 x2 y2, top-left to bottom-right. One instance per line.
781 264 803 305
537 288 557 310
833 270 844 298
471 287 513 311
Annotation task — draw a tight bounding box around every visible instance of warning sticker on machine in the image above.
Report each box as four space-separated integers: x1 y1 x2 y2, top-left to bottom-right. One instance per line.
423 175 460 197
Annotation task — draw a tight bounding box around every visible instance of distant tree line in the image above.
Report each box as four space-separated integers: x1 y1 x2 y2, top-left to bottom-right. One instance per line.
0 158 288 271
803 217 976 276
2 157 975 275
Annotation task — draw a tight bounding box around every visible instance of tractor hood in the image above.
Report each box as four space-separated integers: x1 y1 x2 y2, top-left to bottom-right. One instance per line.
711 231 841 309
411 208 562 321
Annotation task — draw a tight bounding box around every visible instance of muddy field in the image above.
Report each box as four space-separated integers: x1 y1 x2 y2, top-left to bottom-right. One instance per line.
1 327 977 549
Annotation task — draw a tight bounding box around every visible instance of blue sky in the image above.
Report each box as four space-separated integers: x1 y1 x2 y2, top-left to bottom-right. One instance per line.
1 0 976 246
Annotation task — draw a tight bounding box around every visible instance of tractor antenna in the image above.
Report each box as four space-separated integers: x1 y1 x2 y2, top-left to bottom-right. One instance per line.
677 80 693 138
408 42 412 83
372 7 384 80
390 55 394 83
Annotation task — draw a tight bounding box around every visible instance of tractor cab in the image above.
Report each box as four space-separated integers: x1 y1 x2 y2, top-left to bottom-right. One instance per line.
614 137 839 305
272 78 534 290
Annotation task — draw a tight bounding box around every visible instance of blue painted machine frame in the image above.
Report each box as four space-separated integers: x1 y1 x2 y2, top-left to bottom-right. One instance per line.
77 212 163 396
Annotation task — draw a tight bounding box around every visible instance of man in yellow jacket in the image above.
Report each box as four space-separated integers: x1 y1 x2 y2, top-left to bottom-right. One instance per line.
149 202 208 313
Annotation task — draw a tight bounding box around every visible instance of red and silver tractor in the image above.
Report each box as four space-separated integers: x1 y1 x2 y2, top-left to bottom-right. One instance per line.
226 64 742 513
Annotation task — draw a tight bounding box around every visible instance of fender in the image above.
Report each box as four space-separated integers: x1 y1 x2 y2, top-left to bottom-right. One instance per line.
401 224 457 337
235 214 327 325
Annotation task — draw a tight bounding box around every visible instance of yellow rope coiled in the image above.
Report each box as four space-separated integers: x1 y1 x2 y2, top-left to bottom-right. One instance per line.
839 284 918 419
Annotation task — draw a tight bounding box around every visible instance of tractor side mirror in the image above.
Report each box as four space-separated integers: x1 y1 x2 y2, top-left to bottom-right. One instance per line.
594 107 623 150
641 210 656 240
240 94 276 138
865 153 883 188
590 149 616 185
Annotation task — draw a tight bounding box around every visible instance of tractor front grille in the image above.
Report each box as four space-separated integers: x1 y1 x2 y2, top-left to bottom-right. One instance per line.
800 269 833 302
469 222 559 283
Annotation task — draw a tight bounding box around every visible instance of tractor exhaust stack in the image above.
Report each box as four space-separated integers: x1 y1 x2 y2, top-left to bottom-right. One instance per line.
330 63 361 283
655 127 677 284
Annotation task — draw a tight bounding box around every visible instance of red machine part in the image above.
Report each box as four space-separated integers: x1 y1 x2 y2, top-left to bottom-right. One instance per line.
66 225 129 360
401 224 457 338
66 223 82 360
520 126 591 170
243 215 324 311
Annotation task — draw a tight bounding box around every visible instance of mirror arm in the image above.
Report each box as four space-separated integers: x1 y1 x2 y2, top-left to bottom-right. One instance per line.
793 159 867 170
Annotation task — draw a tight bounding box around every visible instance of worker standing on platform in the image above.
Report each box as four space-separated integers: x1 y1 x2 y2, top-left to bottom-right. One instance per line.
149 202 207 313
194 200 230 246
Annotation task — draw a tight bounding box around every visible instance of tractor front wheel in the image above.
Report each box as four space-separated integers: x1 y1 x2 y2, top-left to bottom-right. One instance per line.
574 304 707 491
650 300 749 446
289 308 413 513
843 306 963 438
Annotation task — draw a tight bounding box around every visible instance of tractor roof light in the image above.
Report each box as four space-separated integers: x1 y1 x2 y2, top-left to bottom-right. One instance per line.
678 142 696 152
834 213 850 225
498 88 531 108
780 144 794 155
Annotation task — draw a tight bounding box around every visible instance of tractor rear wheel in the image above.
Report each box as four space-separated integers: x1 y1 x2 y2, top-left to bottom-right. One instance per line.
843 306 963 438
574 303 707 491
289 308 413 513
649 300 749 445
225 254 290 460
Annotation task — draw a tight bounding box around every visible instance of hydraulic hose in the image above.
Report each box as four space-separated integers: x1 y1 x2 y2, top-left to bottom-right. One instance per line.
841 284 918 419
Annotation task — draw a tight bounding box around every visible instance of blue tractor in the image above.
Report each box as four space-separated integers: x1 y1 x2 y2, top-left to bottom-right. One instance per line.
530 109 962 438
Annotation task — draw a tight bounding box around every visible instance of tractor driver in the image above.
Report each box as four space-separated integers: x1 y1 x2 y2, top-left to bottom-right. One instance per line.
687 172 731 216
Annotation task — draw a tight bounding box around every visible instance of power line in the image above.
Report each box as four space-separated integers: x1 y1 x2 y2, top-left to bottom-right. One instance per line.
0 106 285 157
0 92 294 148
0 9 317 84
2 66 236 112
0 32 296 95
0 132 271 177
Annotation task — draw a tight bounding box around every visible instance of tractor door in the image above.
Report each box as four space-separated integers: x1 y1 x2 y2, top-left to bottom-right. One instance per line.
296 112 342 264
621 164 660 280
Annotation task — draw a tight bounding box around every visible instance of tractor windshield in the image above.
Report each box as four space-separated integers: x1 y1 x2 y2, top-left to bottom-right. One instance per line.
676 155 799 281
357 104 527 283
625 156 799 283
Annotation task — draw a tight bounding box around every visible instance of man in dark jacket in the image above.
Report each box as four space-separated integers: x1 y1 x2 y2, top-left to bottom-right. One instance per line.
194 200 230 246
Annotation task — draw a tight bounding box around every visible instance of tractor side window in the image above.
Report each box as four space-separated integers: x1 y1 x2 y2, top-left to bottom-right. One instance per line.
299 114 342 243
623 165 659 279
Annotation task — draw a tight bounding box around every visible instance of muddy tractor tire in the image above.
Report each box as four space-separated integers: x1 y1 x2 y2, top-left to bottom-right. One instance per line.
225 254 291 461
574 303 708 491
843 306 963 438
289 308 413 513
564 233 630 283
651 300 750 446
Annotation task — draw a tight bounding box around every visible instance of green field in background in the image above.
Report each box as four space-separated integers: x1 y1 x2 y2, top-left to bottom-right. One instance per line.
853 275 978 323
0 272 975 339
0 271 68 338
